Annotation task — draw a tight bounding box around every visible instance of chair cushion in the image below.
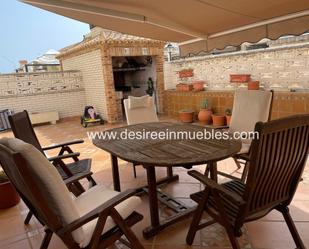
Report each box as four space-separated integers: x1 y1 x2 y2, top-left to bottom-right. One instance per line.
238 142 250 154
0 138 142 248
229 90 272 143
74 185 142 248
128 95 150 109
124 96 158 125
0 138 84 243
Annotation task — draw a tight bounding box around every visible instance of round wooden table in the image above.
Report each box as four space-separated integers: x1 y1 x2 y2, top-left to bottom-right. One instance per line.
93 122 241 238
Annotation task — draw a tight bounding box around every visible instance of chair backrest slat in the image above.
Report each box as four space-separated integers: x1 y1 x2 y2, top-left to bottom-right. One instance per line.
244 115 309 216
8 110 43 153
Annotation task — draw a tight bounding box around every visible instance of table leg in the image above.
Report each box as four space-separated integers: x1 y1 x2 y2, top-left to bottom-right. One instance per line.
111 155 121 191
208 161 218 182
167 167 173 178
143 165 195 239
146 166 160 226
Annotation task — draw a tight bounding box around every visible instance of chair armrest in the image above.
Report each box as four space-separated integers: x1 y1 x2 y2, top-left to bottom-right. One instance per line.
47 152 80 162
64 172 93 185
42 140 84 150
188 170 245 205
58 189 137 236
237 153 250 161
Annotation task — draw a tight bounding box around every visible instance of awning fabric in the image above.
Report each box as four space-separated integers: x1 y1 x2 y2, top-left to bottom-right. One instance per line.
22 0 309 56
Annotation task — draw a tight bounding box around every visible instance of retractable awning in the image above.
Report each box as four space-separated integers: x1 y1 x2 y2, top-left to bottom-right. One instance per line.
22 0 309 55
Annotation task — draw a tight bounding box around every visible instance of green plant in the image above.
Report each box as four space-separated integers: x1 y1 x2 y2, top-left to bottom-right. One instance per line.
201 99 210 109
0 171 9 184
225 108 232 116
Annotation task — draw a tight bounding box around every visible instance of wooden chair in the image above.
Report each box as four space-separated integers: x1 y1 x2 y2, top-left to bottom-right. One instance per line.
124 95 158 178
214 90 273 181
9 110 96 224
187 114 309 249
0 138 144 249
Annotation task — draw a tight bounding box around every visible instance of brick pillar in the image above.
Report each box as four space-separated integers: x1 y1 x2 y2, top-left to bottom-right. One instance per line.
100 44 122 123
155 49 165 113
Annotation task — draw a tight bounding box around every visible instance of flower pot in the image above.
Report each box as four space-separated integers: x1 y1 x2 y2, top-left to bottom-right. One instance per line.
178 69 194 78
248 81 260 90
179 110 194 123
198 109 213 124
176 83 193 91
212 115 226 126
226 115 232 126
230 74 251 83
0 181 20 209
192 81 205 91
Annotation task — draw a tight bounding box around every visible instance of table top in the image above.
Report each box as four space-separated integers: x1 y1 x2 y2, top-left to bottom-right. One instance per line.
93 122 241 166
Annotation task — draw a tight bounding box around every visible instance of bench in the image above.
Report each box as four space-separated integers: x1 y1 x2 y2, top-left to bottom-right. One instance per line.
29 111 59 125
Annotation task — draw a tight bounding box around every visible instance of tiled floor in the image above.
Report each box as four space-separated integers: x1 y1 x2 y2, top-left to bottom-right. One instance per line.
0 117 308 249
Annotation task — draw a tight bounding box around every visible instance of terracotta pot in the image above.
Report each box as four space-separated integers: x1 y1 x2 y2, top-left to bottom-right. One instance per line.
212 115 226 126
198 109 213 124
226 115 232 126
248 81 260 90
179 110 194 123
176 83 193 92
179 69 194 78
0 181 20 209
192 81 205 91
230 74 251 83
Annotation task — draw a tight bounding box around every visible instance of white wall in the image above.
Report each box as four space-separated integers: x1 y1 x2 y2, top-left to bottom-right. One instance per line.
61 50 108 119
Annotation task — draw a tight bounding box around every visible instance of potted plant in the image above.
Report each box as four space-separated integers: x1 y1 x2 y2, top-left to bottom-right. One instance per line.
198 99 213 124
225 108 232 125
212 114 226 126
0 171 20 209
179 109 194 123
146 77 154 96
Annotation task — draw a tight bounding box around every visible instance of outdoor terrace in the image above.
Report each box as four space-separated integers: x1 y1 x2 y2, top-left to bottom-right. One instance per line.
0 117 308 249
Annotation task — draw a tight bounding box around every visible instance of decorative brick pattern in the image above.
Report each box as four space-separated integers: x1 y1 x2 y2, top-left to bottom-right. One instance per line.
164 90 309 120
0 71 86 118
0 71 82 96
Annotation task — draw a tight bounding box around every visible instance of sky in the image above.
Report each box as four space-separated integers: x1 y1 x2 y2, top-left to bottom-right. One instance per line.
0 1 90 73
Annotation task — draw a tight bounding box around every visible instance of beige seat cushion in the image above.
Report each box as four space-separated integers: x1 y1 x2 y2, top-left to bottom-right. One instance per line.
229 90 272 145
0 138 142 248
124 95 158 125
238 142 250 154
74 185 142 247
128 95 150 109
0 138 84 244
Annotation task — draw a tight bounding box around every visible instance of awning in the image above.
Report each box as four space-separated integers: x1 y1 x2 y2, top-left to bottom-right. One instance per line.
22 0 309 56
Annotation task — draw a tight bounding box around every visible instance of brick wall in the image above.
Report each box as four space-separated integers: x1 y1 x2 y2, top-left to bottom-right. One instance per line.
0 71 86 117
164 44 309 90
61 49 108 119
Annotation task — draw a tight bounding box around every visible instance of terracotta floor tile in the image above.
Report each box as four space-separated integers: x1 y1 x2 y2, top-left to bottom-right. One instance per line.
246 221 309 249
1 239 32 249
